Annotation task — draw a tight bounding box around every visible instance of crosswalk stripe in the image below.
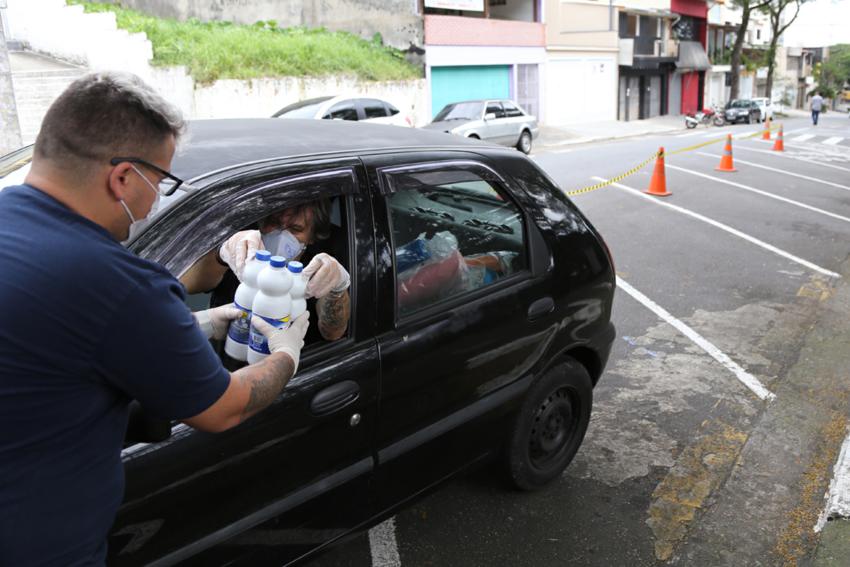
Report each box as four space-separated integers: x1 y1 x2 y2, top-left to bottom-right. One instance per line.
792 134 816 142
734 131 759 139
823 137 843 145
785 128 809 135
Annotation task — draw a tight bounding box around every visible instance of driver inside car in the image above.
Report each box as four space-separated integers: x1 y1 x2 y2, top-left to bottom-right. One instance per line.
180 199 350 344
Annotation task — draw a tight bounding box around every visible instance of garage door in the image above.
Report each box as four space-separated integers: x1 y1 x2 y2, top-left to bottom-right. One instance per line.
546 57 616 125
430 65 511 118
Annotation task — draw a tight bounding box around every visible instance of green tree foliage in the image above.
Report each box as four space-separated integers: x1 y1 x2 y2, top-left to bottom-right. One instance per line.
68 1 420 83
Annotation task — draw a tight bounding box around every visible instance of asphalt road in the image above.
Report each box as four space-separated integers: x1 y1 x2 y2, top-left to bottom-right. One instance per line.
310 112 850 567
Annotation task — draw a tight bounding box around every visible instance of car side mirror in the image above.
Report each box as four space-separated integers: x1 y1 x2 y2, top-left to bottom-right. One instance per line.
484 112 497 121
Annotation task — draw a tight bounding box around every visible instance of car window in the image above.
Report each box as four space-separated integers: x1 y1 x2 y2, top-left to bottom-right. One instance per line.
323 101 359 121
485 102 506 118
382 165 527 316
386 103 400 116
502 101 524 118
433 102 485 122
362 99 390 119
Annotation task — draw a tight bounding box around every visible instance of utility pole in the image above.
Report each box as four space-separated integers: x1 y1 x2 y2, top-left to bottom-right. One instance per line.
0 1 22 155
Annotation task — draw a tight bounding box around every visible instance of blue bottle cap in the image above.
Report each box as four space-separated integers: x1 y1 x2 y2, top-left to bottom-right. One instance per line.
270 256 286 268
255 250 272 262
287 261 303 274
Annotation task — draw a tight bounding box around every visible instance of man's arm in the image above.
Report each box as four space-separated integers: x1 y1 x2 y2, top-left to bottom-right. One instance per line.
183 312 309 432
180 249 228 295
183 352 295 432
317 289 350 341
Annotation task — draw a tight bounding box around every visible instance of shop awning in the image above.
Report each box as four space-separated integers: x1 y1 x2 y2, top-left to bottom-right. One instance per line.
677 41 712 71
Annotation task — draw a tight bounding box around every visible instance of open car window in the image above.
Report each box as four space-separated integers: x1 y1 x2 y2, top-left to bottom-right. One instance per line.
381 164 527 317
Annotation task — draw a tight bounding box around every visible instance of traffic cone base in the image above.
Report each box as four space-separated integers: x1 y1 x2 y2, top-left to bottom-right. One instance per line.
644 147 672 197
716 134 737 172
773 125 785 151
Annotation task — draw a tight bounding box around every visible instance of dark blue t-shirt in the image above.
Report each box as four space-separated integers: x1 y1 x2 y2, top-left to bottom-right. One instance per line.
0 184 230 565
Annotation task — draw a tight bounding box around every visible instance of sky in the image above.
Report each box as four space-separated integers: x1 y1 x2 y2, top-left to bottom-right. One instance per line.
783 0 850 47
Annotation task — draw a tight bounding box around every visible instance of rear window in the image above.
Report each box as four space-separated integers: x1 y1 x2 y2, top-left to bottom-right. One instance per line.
363 99 390 119
323 101 359 121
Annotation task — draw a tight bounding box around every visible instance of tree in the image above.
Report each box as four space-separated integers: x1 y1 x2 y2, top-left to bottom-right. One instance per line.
728 0 772 101
814 44 850 108
760 0 805 100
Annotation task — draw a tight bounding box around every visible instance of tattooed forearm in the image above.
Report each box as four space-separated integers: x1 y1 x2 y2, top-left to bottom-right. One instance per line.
234 352 295 422
317 290 350 341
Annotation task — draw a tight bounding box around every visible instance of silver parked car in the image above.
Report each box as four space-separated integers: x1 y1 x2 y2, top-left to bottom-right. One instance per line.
423 100 539 154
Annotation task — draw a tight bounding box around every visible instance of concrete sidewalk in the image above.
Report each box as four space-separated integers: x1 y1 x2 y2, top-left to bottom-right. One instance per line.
537 115 686 148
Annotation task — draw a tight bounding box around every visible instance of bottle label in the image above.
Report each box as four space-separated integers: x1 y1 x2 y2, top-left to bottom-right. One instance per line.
226 302 251 344
248 314 291 355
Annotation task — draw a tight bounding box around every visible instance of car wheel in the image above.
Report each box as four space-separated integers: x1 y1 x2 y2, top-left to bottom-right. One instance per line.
516 130 532 154
745 114 751 124
505 358 592 491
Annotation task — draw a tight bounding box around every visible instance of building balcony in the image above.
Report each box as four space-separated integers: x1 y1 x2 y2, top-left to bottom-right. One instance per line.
618 37 678 65
424 14 545 47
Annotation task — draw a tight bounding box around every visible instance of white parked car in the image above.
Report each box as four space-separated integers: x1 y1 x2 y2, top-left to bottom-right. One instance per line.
752 97 774 121
272 95 413 127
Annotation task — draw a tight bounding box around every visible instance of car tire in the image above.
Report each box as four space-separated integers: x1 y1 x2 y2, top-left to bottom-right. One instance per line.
517 130 532 154
505 358 592 491
745 114 751 124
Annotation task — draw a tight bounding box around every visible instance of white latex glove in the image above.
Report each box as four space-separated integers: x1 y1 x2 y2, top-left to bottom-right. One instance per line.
302 253 350 299
250 312 310 373
219 230 264 280
194 304 241 341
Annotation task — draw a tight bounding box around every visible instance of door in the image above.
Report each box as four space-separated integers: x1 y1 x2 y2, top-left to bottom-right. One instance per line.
364 154 553 512
109 161 379 566
483 100 509 144
430 65 511 118
549 58 616 124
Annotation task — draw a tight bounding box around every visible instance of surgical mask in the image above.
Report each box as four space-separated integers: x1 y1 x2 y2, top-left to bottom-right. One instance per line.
120 164 160 244
263 229 305 259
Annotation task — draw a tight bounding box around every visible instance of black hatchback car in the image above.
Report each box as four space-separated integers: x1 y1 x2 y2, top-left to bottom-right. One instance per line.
0 120 615 565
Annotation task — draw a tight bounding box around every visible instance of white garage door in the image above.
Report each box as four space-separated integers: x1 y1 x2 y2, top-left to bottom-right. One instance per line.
546 57 617 125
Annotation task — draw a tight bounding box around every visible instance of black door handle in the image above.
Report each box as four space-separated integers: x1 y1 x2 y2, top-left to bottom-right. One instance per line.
310 380 360 416
527 297 554 321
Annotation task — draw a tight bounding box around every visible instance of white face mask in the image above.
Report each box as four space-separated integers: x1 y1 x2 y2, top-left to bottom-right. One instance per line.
120 164 160 244
263 229 305 260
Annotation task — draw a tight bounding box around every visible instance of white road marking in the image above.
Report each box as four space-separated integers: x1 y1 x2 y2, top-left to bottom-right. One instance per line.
591 176 841 279
677 130 706 137
736 145 850 173
784 127 810 135
616 276 776 401
734 130 760 139
815 427 850 531
693 152 850 192
792 134 816 142
823 137 844 145
369 518 401 567
670 161 850 224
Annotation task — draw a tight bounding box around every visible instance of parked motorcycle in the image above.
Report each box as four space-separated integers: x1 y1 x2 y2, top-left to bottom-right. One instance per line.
685 106 726 128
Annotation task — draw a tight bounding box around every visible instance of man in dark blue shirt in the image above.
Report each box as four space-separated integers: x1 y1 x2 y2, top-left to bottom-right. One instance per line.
0 72 309 566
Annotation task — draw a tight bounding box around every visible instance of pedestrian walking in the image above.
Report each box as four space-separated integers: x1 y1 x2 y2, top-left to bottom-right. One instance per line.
811 91 824 125
0 72 308 565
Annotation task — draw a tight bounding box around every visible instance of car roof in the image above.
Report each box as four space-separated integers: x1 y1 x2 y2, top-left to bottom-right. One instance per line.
173 118 493 181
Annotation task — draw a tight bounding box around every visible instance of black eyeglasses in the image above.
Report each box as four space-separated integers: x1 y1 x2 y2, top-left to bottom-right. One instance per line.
110 157 184 196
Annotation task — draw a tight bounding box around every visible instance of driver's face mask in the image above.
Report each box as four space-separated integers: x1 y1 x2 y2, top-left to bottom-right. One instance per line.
263 229 305 260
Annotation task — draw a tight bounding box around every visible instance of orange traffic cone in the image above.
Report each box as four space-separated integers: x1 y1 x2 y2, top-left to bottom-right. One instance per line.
762 118 771 140
644 147 671 197
716 134 737 172
773 124 785 151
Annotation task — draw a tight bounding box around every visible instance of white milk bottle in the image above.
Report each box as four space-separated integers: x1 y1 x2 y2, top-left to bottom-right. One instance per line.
224 250 271 361
287 261 307 319
247 255 293 364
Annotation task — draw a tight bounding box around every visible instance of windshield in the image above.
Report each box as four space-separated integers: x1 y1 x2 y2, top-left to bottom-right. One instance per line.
0 145 34 189
729 100 749 108
433 101 485 122
272 96 334 118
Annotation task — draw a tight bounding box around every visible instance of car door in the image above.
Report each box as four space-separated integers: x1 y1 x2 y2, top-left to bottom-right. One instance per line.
483 101 509 145
501 100 527 146
363 152 554 511
108 160 379 567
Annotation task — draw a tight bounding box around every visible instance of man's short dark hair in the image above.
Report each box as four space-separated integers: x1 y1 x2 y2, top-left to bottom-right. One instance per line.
291 199 332 242
34 71 185 171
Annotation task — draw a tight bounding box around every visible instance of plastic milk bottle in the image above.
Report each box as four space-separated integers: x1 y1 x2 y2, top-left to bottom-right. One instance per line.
247 255 293 364
224 250 271 361
287 261 307 319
